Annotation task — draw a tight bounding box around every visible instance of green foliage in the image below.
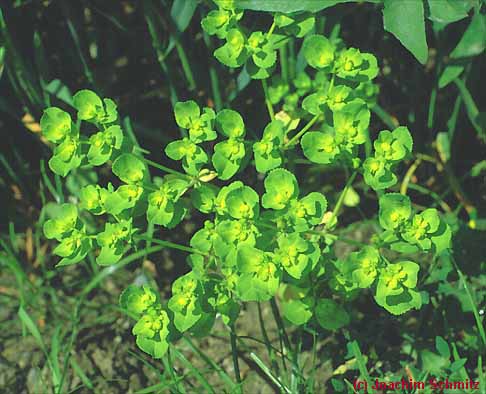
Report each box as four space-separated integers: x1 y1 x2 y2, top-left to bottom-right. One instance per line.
38 5 454 367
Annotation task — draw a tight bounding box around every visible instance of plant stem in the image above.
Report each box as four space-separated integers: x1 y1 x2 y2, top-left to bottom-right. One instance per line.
324 171 358 230
257 303 279 375
400 157 422 195
142 157 191 178
451 255 486 349
284 114 320 148
134 235 207 256
266 20 277 39
230 324 242 387
262 79 275 120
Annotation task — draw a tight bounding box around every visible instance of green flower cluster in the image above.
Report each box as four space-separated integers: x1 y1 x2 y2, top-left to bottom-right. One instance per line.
378 193 452 256
363 127 413 190
39 9 454 362
43 204 91 267
165 101 246 180
330 246 422 315
40 90 121 177
120 286 170 358
202 1 315 79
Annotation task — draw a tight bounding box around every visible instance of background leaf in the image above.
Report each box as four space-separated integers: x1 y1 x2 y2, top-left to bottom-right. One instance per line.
383 0 428 64
234 0 380 13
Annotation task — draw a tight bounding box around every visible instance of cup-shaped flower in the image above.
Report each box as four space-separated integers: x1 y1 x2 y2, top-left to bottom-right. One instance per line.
174 101 217 143
262 168 299 210
80 184 110 215
253 120 285 173
49 136 83 177
87 125 123 166
120 285 159 317
301 131 340 164
43 203 79 241
336 48 379 82
303 35 335 71
40 107 73 143
112 153 147 184
401 208 440 250
374 261 422 315
379 193 412 231
348 246 381 288
96 220 134 265
363 157 397 190
275 233 320 279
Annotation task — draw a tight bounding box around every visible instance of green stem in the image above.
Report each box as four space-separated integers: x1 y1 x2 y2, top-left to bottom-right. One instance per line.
175 41 196 91
266 20 277 39
257 303 279 375
134 235 207 256
324 171 358 230
284 114 320 148
262 79 275 120
451 255 486 349
400 157 422 195
230 324 242 387
142 157 191 178
280 44 288 83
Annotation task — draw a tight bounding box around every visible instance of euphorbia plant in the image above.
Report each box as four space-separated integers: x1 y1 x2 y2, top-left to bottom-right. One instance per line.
40 0 451 385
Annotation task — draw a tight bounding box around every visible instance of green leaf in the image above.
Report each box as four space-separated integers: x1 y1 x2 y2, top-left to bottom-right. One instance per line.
282 298 313 325
383 0 428 64
315 298 350 330
303 34 335 71
427 0 471 24
274 12 315 38
335 49 379 82
212 139 245 180
375 287 422 315
112 153 147 184
147 181 188 228
105 185 144 216
454 79 486 141
216 109 245 138
435 336 451 359
175 101 217 143
236 246 280 301
262 168 299 210
275 233 319 279
168 273 203 332
430 220 452 256
233 0 374 13
439 63 465 89
253 120 285 173
343 186 360 207
40 107 72 143
175 100 199 128
302 92 327 115
136 335 169 359
191 184 219 213
450 13 486 59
